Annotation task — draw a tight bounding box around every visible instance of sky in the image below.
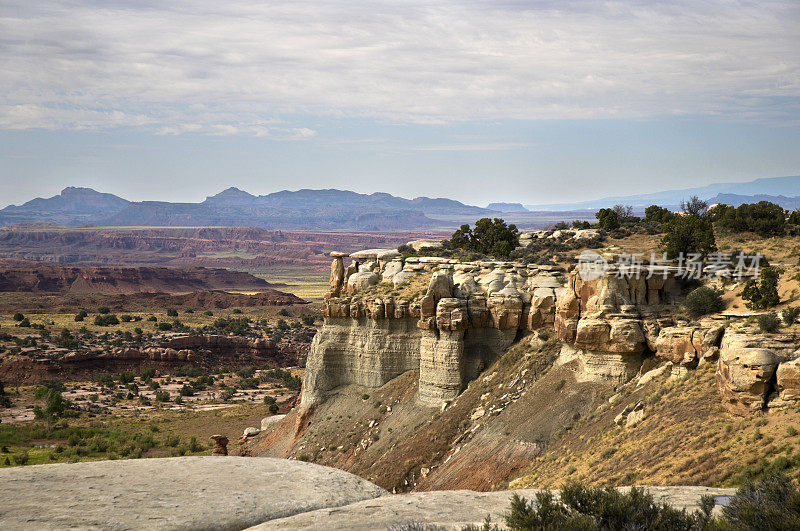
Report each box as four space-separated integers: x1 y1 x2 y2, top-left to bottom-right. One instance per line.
1 0 799 208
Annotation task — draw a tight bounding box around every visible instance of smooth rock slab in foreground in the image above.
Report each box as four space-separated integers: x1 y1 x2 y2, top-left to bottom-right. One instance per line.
252 486 736 530
0 456 387 530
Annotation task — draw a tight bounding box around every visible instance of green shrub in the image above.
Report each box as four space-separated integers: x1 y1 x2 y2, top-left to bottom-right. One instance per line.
174 365 203 378
12 451 29 466
12 313 24 322
716 201 786 236
141 367 157 380
742 266 782 310
119 314 133 322
74 310 88 322
236 366 255 378
94 314 120 326
0 380 11 408
212 317 251 335
595 208 621 231
444 218 519 257
179 384 194 396
238 377 259 389
758 313 781 333
722 471 800 529
166 308 178 317
783 306 800 326
156 322 173 331
644 205 675 225
204 310 214 316
683 286 725 317
97 306 110 315
503 484 711 530
661 214 716 258
269 403 279 415
263 395 276 405
232 308 243 314
278 308 290 317
154 390 170 402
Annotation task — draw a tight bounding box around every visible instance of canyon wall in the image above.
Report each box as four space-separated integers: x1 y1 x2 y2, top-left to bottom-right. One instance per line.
304 248 799 414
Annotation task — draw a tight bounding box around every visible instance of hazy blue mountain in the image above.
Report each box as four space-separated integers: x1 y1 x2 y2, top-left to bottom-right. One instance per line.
203 188 493 216
706 193 800 210
0 187 130 226
525 175 800 210
487 202 528 212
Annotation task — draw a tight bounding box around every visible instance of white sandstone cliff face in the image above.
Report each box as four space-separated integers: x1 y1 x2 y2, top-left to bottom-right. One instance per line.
304 248 796 415
301 316 421 407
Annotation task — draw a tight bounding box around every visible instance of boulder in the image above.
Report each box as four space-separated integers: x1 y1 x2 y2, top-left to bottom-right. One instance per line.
261 415 287 432
392 269 417 287
777 359 800 402
637 362 673 387
243 427 261 438
656 327 699 365
347 271 380 293
575 318 611 351
717 346 781 414
381 260 403 282
427 271 453 300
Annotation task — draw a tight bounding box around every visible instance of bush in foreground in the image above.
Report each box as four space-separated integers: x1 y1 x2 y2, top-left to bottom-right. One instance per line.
467 472 800 531
683 286 725 317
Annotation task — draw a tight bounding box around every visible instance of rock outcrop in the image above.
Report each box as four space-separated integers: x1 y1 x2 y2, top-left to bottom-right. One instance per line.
715 330 800 414
306 248 789 415
306 251 698 407
210 435 228 456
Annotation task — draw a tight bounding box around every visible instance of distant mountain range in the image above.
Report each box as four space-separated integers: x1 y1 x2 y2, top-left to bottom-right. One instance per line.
0 187 495 230
1 175 798 230
523 175 800 211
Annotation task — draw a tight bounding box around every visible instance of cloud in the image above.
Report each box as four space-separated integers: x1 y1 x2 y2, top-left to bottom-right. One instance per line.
1 0 798 133
412 142 534 151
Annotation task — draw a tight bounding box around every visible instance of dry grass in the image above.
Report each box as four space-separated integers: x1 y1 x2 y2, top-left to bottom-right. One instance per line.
510 366 800 489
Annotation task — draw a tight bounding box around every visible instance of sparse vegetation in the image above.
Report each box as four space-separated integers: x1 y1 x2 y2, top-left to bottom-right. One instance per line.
444 218 520 258
683 286 725 317
783 307 800 326
94 314 120 327
742 266 782 309
758 313 781 333
661 214 716 258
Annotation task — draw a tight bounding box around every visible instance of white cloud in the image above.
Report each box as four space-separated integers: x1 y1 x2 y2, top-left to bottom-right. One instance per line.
0 0 798 133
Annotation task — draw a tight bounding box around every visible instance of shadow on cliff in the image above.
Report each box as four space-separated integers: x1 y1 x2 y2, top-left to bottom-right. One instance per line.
243 335 619 492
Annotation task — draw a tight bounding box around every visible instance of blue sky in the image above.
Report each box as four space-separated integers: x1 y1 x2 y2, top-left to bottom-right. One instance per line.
1 1 799 207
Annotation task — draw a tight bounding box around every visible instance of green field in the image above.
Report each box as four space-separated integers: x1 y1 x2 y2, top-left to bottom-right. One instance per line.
242 266 329 301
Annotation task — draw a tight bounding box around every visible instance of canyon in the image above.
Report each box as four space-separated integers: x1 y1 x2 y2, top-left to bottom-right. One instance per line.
248 245 800 491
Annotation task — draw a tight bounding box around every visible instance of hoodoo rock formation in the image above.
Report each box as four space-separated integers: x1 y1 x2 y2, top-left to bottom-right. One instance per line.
302 249 796 415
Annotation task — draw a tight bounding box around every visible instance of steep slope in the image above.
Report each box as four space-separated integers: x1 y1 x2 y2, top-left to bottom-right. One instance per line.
248 337 614 492
245 245 800 493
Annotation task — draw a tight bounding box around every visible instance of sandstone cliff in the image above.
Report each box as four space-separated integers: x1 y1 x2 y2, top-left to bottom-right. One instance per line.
250 248 799 492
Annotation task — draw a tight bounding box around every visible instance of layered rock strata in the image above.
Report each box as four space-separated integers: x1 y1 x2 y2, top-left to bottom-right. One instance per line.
306 248 795 414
